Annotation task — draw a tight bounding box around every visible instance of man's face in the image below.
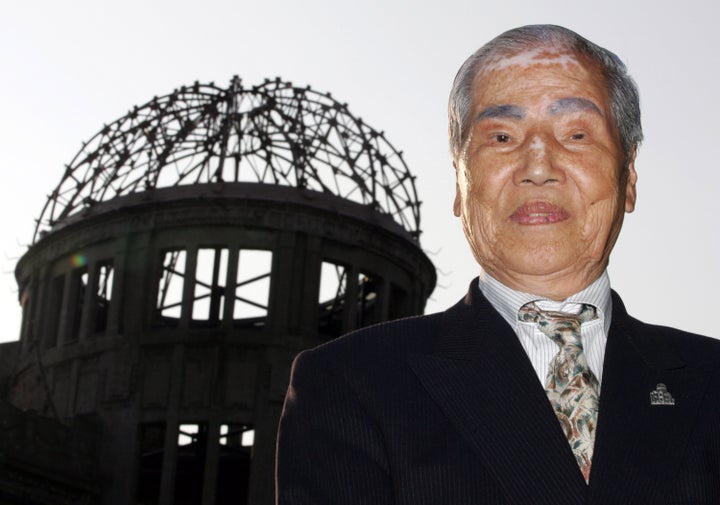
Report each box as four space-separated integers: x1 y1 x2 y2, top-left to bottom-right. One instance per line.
453 46 637 298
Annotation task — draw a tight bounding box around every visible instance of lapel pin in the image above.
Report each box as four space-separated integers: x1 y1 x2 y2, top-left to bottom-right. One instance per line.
650 383 675 406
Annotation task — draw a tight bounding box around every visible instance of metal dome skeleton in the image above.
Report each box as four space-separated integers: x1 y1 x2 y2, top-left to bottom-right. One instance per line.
34 76 422 243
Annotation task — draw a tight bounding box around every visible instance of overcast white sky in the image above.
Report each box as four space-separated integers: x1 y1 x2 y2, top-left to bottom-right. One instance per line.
1 0 719 342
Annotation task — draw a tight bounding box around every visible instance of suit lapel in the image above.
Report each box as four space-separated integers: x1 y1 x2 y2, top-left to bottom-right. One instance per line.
589 292 713 504
407 283 588 504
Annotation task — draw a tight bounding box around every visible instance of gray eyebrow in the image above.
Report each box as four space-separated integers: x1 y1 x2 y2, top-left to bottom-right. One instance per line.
548 97 602 116
475 104 525 122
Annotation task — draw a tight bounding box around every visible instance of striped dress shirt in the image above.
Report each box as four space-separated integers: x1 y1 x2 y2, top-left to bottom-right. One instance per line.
478 271 612 390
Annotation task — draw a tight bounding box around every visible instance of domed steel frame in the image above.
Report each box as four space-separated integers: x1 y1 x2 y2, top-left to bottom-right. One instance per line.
34 76 422 243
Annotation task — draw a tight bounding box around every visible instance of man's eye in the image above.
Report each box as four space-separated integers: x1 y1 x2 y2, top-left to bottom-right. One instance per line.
495 134 511 143
570 133 585 140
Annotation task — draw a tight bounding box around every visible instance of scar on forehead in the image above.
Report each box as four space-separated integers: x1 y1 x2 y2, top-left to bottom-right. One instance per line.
483 46 582 72
475 104 525 122
532 48 574 60
549 97 603 116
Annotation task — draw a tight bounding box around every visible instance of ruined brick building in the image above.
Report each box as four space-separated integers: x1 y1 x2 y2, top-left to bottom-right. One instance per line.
0 77 435 504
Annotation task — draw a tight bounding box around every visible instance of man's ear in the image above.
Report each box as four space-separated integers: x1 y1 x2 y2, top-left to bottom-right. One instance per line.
453 161 462 217
624 150 638 213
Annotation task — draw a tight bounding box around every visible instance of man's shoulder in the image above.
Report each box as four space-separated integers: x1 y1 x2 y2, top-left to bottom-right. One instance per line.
307 310 448 362
622 312 720 369
286 310 452 394
295 280 500 369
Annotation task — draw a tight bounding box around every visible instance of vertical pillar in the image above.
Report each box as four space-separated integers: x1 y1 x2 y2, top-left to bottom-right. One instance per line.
222 246 240 328
122 231 152 334
56 270 75 346
298 235 322 339
201 418 221 505
19 270 39 352
158 344 185 505
246 380 282 505
106 236 127 336
29 265 49 350
342 265 359 334
179 246 198 328
267 232 296 337
208 248 223 323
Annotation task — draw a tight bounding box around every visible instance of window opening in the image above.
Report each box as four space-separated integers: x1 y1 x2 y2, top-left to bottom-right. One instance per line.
175 423 207 504
217 424 254 505
318 261 347 338
156 250 187 324
70 268 89 340
233 250 272 327
94 261 114 333
356 272 379 327
219 424 255 447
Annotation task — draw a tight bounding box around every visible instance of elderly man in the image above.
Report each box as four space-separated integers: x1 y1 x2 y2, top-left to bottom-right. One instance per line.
275 25 720 504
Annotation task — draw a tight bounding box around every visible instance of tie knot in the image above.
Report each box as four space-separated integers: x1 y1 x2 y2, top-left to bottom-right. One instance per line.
518 302 597 348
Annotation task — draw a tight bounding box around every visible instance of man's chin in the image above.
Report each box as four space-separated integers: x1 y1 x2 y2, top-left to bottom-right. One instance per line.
495 255 590 282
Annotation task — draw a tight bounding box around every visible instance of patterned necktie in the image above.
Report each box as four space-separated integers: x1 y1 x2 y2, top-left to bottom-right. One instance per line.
518 302 599 483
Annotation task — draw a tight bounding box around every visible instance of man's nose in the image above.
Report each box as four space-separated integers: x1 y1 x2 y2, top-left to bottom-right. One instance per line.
513 135 564 185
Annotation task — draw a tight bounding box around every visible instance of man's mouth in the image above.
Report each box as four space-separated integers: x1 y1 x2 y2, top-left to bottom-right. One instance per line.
510 201 570 225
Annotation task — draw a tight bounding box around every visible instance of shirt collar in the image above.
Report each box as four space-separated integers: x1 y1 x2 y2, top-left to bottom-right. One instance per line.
477 270 613 335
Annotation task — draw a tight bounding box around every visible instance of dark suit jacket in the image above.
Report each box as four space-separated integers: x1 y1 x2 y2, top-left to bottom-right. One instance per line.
276 280 720 504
